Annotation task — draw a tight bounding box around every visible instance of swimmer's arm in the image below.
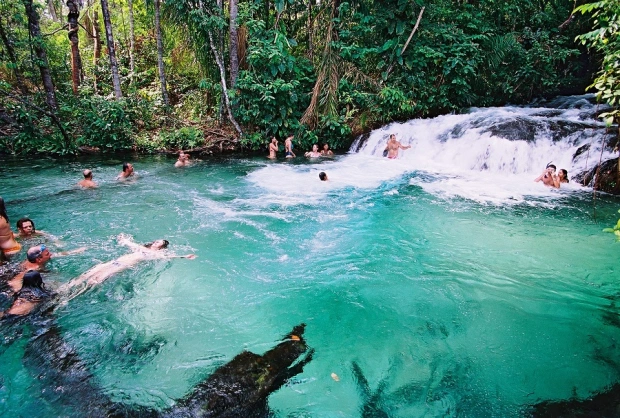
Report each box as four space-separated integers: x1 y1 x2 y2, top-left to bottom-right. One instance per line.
56 247 88 257
400 144 411 150
117 234 145 251
166 254 197 259
552 175 560 188
534 172 545 182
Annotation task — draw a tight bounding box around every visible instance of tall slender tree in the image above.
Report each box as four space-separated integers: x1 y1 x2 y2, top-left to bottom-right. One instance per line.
92 8 103 93
229 0 239 87
154 0 169 105
100 0 123 98
0 16 28 94
22 0 58 110
66 0 83 94
128 0 135 82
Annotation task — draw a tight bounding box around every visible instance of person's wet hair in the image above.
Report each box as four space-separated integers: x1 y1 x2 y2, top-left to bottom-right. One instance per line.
26 245 47 263
22 270 44 289
0 197 8 223
319 172 327 181
16 217 35 232
546 163 557 171
122 162 131 172
144 240 169 249
560 168 569 182
83 169 93 179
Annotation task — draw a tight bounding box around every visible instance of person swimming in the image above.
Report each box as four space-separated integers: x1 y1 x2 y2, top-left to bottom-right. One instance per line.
58 234 195 301
1 270 52 319
557 169 569 185
0 197 21 258
319 172 328 181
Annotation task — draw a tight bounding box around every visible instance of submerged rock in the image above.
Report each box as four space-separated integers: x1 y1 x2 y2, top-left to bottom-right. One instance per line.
164 323 313 418
529 383 620 417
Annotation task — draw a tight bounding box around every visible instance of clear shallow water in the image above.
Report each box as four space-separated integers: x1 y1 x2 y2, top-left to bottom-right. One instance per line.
1 107 620 416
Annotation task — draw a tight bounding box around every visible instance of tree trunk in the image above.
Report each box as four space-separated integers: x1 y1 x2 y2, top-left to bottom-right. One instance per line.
22 0 58 110
92 9 103 93
208 30 242 137
0 17 28 95
229 0 239 88
67 0 83 94
216 0 224 125
128 0 135 82
307 0 313 60
154 0 169 105
100 0 122 98
47 0 59 22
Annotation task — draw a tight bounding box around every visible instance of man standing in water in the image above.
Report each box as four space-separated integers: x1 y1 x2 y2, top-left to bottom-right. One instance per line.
534 163 557 187
284 135 296 158
385 134 411 159
117 163 135 180
0 197 21 258
268 137 278 159
77 169 97 188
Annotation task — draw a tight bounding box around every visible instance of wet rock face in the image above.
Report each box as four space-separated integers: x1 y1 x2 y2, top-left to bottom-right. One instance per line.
573 158 620 193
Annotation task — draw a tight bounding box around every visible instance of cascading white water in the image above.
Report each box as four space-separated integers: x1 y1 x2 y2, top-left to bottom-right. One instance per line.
345 94 613 204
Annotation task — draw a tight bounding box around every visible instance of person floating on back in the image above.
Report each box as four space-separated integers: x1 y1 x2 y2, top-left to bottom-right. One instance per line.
78 169 97 188
384 134 411 159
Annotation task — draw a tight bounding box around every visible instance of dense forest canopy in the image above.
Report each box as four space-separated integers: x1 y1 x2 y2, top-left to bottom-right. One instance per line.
0 0 615 155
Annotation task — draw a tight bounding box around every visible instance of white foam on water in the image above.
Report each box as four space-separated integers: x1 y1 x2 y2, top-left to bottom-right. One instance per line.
247 96 611 206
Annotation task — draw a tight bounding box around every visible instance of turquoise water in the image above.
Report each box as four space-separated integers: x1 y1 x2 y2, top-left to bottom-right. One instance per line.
1 153 620 417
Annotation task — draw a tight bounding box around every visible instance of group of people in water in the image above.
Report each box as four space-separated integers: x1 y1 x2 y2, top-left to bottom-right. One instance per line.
534 163 569 189
268 135 335 160
0 160 197 319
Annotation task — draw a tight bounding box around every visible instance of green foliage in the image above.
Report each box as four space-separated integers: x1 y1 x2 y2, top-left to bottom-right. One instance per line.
575 0 620 125
157 126 203 150
602 210 620 240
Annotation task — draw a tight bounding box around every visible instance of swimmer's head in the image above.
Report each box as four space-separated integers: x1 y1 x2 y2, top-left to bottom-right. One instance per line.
122 162 134 173
144 239 169 250
26 244 51 263
83 169 93 179
319 172 328 181
17 218 35 234
22 270 44 289
559 168 569 182
312 144 319 152
546 163 557 172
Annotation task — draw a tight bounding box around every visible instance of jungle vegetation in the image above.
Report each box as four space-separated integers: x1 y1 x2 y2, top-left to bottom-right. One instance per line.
0 0 614 155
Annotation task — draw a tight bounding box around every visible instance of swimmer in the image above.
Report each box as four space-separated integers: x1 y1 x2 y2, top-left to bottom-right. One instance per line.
0 197 21 258
535 163 557 187
321 144 334 157
305 144 322 158
175 151 190 167
268 137 278 159
1 270 52 319
7 244 87 293
15 218 58 243
556 169 569 187
384 134 411 159
285 136 296 158
58 234 196 299
77 169 97 188
319 172 328 181
117 162 135 180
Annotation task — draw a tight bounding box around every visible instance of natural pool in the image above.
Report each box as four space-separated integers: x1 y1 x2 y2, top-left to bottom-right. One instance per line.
1 100 620 417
